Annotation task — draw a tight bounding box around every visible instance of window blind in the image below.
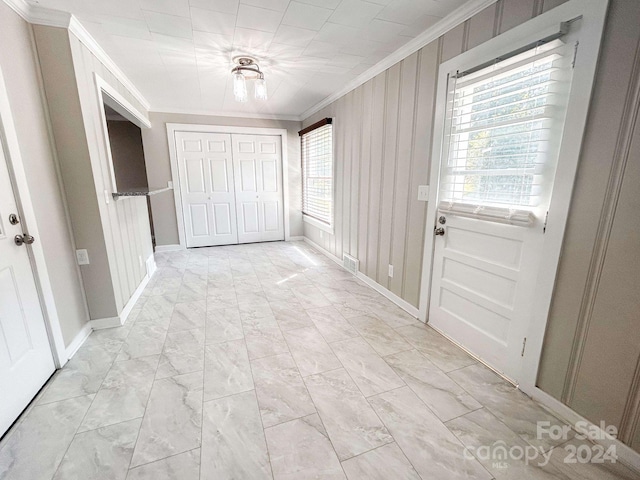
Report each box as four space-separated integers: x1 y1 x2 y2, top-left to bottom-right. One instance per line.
440 39 574 215
301 121 333 225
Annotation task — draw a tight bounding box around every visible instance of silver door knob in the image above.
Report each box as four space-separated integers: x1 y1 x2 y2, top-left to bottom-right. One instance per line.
15 234 35 246
434 227 445 236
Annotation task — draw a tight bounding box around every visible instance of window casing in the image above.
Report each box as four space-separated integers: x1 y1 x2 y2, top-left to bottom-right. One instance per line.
301 120 333 227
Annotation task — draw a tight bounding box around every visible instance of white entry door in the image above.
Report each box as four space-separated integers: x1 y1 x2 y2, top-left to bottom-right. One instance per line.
429 213 544 382
0 138 55 436
175 132 238 247
231 134 284 244
427 36 576 383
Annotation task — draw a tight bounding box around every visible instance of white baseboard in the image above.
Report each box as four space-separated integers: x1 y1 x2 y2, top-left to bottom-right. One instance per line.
355 271 419 318
303 237 343 265
303 237 419 319
89 316 121 329
155 244 184 252
64 322 92 360
119 273 150 326
146 254 157 277
287 236 304 241
91 271 150 330
527 387 640 475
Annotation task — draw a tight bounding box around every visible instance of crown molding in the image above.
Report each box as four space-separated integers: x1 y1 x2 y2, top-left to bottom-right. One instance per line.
67 17 150 111
150 107 302 123
5 0 495 122
2 0 151 111
300 0 498 121
2 0 31 21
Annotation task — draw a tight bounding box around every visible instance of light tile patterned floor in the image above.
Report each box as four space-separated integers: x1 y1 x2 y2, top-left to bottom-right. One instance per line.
0 241 637 479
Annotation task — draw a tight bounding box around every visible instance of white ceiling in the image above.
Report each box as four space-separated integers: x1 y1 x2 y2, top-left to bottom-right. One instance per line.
28 0 469 118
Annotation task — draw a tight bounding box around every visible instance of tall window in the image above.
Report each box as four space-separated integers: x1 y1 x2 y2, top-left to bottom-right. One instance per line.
440 39 573 212
300 118 333 226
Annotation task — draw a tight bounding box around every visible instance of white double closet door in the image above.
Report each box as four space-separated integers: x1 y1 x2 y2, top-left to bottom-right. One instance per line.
176 132 285 248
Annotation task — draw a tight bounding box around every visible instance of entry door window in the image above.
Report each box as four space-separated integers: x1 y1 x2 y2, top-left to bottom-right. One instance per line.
440 40 573 216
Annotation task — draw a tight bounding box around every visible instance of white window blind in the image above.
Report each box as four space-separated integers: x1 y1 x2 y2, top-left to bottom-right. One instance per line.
301 122 333 225
440 39 574 216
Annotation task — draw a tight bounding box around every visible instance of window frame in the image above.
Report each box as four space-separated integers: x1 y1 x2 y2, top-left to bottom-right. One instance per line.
439 39 573 216
300 118 334 234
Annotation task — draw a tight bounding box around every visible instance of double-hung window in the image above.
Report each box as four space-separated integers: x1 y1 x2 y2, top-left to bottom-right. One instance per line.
300 118 333 229
440 37 573 223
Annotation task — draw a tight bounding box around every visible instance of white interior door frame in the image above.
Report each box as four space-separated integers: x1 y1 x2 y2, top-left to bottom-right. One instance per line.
167 123 292 248
418 0 609 392
0 62 67 368
95 73 151 193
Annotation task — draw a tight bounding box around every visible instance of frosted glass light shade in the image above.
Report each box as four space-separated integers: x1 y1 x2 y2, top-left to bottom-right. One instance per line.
254 77 268 100
233 72 247 102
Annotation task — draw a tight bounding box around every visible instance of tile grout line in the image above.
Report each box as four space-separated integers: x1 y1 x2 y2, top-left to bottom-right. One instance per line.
125 264 181 474
283 327 350 478
49 276 159 478
237 273 277 480
261 255 370 476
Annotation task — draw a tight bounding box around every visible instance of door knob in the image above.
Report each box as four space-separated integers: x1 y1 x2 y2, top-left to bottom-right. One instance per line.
15 234 35 246
434 227 445 236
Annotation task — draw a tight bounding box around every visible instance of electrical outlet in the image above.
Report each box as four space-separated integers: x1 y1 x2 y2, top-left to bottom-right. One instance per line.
417 185 430 202
168 180 173 189
76 249 90 265
388 264 394 278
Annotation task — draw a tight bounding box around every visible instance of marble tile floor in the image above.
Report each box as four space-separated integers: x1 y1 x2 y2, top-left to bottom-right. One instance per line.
0 241 637 480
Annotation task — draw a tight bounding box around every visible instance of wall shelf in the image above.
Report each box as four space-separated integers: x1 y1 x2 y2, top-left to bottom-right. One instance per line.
112 186 172 199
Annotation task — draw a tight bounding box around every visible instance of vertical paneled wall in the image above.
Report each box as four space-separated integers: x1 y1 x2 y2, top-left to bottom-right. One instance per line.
303 49 436 309
302 0 564 308
36 24 153 323
34 25 116 321
68 33 153 315
537 0 640 453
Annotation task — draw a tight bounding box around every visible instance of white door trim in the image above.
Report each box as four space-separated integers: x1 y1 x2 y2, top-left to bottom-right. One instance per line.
418 0 609 390
0 62 67 367
167 123 291 248
94 73 151 193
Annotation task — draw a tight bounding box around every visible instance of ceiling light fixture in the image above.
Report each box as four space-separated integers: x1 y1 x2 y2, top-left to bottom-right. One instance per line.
232 56 267 102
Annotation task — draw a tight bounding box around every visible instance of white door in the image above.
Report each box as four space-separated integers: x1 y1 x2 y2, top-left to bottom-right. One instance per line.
0 138 55 436
429 213 543 382
427 37 575 383
176 132 238 248
231 134 285 244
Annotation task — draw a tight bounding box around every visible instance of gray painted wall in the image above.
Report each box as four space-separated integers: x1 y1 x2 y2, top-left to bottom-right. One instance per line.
0 5 89 347
106 120 148 191
303 0 640 454
35 25 153 323
141 112 302 246
302 0 564 308
68 31 153 316
537 0 640 451
302 47 437 309
34 25 115 322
